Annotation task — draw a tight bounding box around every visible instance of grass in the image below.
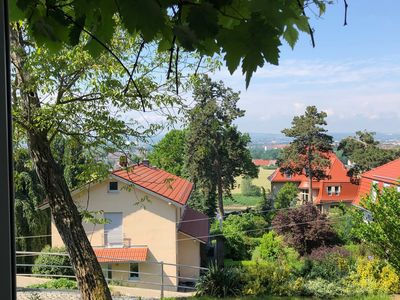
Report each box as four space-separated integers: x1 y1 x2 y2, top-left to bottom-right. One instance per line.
224 195 262 208
28 278 77 290
231 168 275 194
165 295 392 300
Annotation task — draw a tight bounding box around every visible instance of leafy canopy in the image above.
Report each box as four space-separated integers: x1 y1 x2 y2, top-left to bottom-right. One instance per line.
274 182 298 209
10 0 330 87
338 130 400 178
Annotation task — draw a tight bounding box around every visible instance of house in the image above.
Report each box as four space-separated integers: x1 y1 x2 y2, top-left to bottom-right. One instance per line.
45 161 209 291
252 159 277 167
354 158 400 205
268 152 359 212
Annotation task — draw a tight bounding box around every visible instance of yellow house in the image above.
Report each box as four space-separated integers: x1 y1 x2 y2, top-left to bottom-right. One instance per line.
47 161 209 291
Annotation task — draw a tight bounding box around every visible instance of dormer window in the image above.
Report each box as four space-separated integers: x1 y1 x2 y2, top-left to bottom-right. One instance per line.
108 181 119 192
284 171 292 179
327 186 340 196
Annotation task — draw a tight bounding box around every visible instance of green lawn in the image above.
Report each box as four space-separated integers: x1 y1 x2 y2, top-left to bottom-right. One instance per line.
224 195 262 208
231 168 275 194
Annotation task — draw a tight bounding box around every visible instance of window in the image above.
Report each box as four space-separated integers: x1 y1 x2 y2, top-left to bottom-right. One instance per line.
129 263 139 280
383 183 390 188
327 186 340 196
103 264 112 280
397 186 400 193
301 191 308 202
108 181 118 192
284 171 292 179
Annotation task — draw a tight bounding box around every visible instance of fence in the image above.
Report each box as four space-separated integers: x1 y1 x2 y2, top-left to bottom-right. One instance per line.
16 251 208 298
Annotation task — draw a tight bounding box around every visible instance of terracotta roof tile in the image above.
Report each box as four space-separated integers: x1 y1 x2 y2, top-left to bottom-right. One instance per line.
360 158 400 185
113 164 193 205
94 247 148 263
252 159 277 166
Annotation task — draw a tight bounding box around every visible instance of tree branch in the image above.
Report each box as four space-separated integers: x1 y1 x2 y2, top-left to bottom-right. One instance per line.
343 0 348 26
297 0 315 48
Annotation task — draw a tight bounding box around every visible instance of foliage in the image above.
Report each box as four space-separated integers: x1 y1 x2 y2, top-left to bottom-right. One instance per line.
304 246 352 281
347 256 400 295
241 177 261 197
11 0 330 87
14 148 50 270
32 246 74 276
184 76 257 216
353 186 400 274
273 182 298 209
338 131 400 178
329 205 359 244
196 263 244 298
302 277 344 298
241 261 300 296
250 148 282 160
278 106 333 202
272 204 340 255
29 278 77 290
252 231 302 271
211 213 267 260
148 129 186 176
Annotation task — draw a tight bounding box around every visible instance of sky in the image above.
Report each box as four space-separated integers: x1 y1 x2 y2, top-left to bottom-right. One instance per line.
213 0 400 134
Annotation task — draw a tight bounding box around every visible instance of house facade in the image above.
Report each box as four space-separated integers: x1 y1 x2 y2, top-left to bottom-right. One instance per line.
47 162 209 291
268 152 359 212
354 158 400 205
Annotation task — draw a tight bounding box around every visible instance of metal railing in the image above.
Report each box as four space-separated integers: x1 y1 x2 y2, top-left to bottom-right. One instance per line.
16 250 207 298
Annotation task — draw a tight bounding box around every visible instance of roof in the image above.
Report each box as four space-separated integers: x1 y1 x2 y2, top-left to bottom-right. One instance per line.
94 247 148 263
113 163 193 205
315 182 359 204
269 152 351 183
252 159 277 166
360 158 400 185
178 207 209 244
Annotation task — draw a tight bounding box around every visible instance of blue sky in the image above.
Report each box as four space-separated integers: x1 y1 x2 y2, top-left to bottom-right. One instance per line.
214 0 400 134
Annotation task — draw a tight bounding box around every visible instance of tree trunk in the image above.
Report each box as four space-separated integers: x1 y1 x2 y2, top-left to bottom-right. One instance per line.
11 26 112 300
28 130 112 300
307 147 313 203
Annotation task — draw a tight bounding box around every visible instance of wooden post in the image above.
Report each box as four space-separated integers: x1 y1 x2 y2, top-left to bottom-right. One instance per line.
160 261 164 299
0 0 16 299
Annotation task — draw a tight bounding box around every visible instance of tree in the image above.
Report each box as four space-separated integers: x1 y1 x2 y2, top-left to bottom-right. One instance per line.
11 0 330 88
272 204 339 255
353 186 400 273
274 182 298 209
148 129 186 176
241 177 261 197
338 130 400 178
278 106 333 203
184 76 258 217
14 148 50 271
10 23 193 299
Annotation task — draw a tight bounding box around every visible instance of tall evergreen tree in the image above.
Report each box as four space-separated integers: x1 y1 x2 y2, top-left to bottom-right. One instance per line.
184 76 257 217
278 106 333 203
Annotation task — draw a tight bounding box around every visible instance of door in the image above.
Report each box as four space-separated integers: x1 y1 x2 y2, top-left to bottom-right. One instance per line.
104 212 123 247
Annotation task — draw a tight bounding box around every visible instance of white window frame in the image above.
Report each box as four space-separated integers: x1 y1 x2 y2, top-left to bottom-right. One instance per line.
108 181 119 193
129 263 139 281
327 186 340 196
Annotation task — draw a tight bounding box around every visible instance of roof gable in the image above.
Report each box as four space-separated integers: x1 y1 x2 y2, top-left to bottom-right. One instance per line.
361 158 400 184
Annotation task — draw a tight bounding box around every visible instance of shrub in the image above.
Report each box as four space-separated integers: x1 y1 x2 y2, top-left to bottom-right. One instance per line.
304 246 353 281
195 263 243 297
252 231 302 271
32 246 73 276
29 278 77 290
303 278 344 298
272 204 340 255
347 256 400 294
241 261 299 296
273 182 298 209
241 177 261 196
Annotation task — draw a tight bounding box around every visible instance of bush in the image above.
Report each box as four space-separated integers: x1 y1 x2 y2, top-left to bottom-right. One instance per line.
273 182 298 209
32 246 73 276
241 177 261 196
29 278 77 290
304 246 353 281
196 263 243 297
303 278 344 298
252 231 302 271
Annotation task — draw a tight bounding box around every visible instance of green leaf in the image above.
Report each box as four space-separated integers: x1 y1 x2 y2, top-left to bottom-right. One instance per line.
283 24 299 49
173 25 196 51
118 0 165 41
9 0 26 22
187 3 219 40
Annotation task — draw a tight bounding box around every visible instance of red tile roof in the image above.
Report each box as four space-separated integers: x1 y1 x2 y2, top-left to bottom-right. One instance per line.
269 152 359 204
113 164 193 205
94 247 148 263
359 158 400 185
252 159 277 167
178 207 209 244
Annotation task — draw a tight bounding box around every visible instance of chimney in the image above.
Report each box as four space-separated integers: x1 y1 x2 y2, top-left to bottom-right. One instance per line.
142 159 150 167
